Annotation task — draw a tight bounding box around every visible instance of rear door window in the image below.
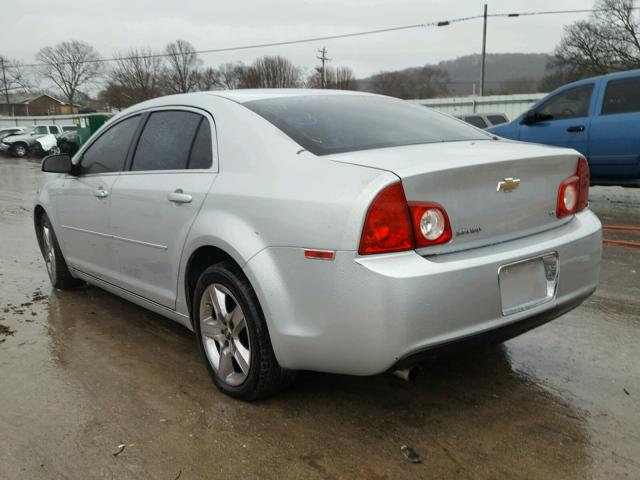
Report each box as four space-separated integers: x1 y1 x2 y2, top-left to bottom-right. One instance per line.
79 115 141 175
188 119 213 169
131 111 201 171
537 84 594 120
601 77 640 115
49 126 60 134
465 116 488 128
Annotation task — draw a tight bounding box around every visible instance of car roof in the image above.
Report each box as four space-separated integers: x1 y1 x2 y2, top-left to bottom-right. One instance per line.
206 88 374 104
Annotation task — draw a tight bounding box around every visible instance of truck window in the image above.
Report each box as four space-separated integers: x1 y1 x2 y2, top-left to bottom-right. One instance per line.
49 126 60 134
601 77 640 115
537 84 594 121
464 116 488 128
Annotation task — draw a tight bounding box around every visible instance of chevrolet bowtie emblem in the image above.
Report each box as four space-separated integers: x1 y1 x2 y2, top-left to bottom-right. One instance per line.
497 177 521 193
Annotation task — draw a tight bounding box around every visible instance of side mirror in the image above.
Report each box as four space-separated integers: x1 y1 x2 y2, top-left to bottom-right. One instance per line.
42 154 73 174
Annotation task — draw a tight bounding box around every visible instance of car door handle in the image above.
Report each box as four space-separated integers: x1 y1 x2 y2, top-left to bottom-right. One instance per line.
94 187 109 198
567 125 585 132
167 189 192 204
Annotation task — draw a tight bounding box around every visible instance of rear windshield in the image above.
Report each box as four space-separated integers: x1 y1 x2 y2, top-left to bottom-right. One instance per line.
244 95 489 155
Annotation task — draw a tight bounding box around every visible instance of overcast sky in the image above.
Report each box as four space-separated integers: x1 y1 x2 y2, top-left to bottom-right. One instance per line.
7 0 593 78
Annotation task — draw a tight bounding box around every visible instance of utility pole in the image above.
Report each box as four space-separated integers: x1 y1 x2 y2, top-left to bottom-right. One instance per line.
0 57 11 116
480 4 488 96
316 47 331 88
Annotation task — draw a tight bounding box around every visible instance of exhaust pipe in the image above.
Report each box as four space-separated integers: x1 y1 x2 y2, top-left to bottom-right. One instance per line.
393 366 419 381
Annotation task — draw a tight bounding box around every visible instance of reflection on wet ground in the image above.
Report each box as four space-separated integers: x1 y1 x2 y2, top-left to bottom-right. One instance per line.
0 157 638 479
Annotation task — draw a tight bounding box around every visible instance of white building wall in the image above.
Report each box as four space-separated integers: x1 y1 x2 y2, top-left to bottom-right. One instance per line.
407 93 547 121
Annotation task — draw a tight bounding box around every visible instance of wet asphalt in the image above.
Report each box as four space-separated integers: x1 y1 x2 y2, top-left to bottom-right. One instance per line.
0 157 638 480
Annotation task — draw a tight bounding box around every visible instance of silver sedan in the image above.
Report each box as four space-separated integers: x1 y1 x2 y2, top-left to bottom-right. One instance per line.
35 90 602 400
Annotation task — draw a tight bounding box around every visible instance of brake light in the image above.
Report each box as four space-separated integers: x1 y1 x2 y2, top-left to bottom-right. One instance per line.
557 157 589 218
359 182 452 255
358 182 414 255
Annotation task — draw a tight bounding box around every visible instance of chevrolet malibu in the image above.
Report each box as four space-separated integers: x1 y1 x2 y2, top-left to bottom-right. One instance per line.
35 90 602 400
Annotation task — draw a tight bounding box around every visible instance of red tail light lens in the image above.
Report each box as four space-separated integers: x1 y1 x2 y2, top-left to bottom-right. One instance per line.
408 202 452 247
358 182 414 255
359 182 452 255
557 157 589 218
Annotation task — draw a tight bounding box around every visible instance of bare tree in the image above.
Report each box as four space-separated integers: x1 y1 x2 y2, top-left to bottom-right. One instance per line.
163 39 201 94
0 57 32 93
196 67 220 91
307 65 358 90
240 56 302 88
370 66 449 99
216 62 245 89
107 48 164 105
555 0 640 74
36 40 102 106
335 66 357 90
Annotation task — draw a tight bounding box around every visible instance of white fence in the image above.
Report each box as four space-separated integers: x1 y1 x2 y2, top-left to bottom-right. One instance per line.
407 93 547 120
0 113 110 129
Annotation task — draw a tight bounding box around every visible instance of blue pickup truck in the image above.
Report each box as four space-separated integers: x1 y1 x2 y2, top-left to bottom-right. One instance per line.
488 70 640 187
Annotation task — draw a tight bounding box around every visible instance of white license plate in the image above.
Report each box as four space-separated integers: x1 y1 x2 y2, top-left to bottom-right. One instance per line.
498 253 558 315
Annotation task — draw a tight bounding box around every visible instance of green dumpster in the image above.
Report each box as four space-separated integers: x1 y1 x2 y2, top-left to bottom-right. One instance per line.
73 114 111 145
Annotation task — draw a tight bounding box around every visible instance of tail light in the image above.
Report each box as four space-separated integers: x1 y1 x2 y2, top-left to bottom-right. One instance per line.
359 182 452 255
557 157 589 218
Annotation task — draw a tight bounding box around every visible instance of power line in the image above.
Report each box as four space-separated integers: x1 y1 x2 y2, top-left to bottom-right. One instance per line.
12 6 640 70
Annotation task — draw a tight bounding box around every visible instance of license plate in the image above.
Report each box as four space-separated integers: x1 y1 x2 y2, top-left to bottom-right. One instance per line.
498 253 558 315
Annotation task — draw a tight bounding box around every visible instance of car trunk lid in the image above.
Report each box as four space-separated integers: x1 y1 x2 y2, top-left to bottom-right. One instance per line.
328 139 580 254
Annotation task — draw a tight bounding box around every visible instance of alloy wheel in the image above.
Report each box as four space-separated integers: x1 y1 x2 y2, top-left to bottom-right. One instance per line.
199 283 251 386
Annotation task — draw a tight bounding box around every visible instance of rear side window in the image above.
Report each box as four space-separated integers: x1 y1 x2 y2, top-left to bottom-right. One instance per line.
537 84 593 120
465 116 488 128
487 115 507 125
244 95 488 156
80 115 141 175
131 111 201 171
602 77 640 115
49 126 59 134
188 119 213 169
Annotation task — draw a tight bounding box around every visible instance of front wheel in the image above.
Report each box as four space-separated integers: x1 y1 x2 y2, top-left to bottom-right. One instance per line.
11 143 27 157
193 262 295 401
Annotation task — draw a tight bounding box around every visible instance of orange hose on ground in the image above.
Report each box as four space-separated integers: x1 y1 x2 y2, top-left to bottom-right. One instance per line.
603 239 640 248
602 225 640 232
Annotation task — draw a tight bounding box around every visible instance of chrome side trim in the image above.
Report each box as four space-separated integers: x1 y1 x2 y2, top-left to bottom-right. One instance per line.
112 234 168 250
61 224 111 238
61 225 167 250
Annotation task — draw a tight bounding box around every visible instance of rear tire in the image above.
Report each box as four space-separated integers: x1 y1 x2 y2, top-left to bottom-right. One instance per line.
38 214 83 289
193 261 295 401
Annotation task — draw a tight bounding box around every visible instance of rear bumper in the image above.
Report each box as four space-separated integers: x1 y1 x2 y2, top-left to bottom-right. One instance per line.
245 210 602 375
390 287 593 370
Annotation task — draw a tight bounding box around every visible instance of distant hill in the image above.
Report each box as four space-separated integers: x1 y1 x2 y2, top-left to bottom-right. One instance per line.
359 53 552 97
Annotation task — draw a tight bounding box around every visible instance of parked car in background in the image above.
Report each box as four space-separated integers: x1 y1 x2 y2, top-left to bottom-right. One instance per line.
35 91 601 400
56 130 81 156
1 125 63 157
0 127 27 143
456 113 508 129
488 69 640 187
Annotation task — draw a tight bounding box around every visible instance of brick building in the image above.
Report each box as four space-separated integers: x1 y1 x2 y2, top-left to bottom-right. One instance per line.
0 93 79 116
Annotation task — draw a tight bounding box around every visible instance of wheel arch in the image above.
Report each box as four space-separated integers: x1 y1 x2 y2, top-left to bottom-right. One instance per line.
183 245 244 323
